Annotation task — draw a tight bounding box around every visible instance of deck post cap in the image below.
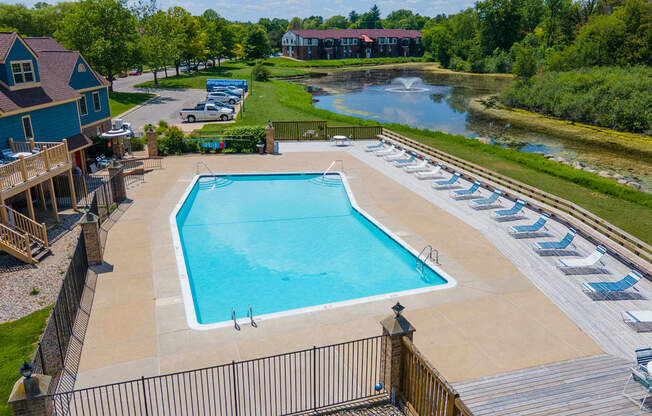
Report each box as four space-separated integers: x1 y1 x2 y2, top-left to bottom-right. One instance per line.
380 302 416 336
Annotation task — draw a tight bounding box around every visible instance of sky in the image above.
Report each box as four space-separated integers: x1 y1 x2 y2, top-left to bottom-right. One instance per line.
2 0 477 21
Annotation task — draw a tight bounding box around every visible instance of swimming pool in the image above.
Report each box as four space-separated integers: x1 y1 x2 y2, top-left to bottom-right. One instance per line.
171 173 456 329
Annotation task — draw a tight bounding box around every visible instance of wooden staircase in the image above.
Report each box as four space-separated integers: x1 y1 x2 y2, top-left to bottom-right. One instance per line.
0 205 50 264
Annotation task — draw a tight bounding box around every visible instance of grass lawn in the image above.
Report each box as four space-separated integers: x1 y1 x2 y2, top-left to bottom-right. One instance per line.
0 307 51 416
198 79 652 243
109 91 155 117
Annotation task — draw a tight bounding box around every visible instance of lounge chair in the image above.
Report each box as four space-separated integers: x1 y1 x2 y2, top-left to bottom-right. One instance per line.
1 148 13 159
508 214 549 236
581 270 642 298
384 149 406 161
375 144 396 156
365 140 384 151
623 347 652 409
531 228 576 252
415 164 443 179
623 311 652 333
470 189 502 210
405 158 429 173
556 245 607 274
450 181 481 200
492 199 526 221
394 153 416 167
432 172 461 189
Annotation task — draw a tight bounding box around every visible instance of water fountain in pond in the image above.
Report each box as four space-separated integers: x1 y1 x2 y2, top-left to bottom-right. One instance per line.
386 77 429 92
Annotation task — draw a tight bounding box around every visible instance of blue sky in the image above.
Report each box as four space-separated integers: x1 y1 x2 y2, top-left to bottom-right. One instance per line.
3 0 476 21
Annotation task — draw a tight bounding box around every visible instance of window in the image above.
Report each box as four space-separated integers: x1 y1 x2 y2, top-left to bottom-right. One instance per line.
92 91 101 112
11 61 35 85
353 39 358 45
79 96 88 116
22 115 33 139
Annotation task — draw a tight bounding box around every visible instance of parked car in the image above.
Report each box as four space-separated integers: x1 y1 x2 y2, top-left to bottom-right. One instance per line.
210 86 243 96
179 103 233 123
206 61 213 67
206 91 239 105
203 98 235 110
189 64 199 71
118 71 128 78
128 69 140 76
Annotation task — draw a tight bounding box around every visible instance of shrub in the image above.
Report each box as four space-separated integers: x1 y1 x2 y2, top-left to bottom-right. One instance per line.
512 45 537 79
157 126 185 155
129 136 145 151
252 63 270 81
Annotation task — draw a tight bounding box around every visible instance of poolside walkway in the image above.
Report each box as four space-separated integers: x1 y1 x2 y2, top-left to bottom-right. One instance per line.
73 141 649 401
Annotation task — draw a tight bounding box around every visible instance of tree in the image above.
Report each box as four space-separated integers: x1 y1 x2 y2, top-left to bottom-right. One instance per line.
359 5 382 29
167 7 207 73
323 15 349 29
348 10 359 24
476 0 525 54
55 0 138 90
423 25 454 67
141 10 179 84
287 17 302 30
513 45 538 77
242 24 271 60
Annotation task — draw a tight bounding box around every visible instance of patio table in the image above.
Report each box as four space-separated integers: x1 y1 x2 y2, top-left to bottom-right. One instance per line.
333 135 350 146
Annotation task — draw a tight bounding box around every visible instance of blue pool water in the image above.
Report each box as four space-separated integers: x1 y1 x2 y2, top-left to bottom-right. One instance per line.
175 174 448 325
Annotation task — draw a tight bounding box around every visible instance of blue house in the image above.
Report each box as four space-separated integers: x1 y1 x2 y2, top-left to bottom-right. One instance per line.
0 33 111 172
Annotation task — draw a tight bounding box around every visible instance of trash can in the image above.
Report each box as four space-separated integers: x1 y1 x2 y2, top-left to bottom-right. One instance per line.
256 142 265 154
273 142 279 154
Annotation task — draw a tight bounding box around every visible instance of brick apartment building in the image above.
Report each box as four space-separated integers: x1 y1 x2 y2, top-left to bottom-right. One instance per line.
281 29 423 60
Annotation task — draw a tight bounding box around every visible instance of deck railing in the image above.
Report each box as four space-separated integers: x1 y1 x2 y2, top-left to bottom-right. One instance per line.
0 142 70 193
380 128 652 273
1 204 48 247
0 222 31 263
401 337 473 416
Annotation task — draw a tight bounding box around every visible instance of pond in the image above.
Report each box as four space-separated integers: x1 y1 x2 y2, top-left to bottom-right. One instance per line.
297 68 651 193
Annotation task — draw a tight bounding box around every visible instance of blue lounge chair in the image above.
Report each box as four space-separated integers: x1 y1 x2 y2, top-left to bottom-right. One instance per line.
531 228 576 252
450 180 481 200
365 140 384 152
624 346 652 409
394 152 416 167
509 214 549 235
432 172 461 189
492 199 526 220
470 189 502 209
582 270 642 295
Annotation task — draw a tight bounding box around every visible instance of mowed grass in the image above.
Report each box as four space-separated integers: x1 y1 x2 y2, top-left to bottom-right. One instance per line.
199 79 652 243
109 91 155 117
0 307 51 416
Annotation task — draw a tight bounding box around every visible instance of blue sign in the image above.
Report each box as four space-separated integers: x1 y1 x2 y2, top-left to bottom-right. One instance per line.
206 79 248 92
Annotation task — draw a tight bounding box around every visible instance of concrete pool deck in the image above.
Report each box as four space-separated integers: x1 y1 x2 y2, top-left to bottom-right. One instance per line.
75 141 648 390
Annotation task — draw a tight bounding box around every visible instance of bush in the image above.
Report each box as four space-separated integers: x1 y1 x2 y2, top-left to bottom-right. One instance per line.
129 136 145 151
157 126 185 156
512 46 537 78
501 66 651 132
252 63 270 81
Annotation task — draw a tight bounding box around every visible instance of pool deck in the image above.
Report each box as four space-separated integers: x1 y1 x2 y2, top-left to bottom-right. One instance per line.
75 141 650 401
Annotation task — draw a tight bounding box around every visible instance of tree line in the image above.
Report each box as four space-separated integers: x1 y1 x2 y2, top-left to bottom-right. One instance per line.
422 0 651 75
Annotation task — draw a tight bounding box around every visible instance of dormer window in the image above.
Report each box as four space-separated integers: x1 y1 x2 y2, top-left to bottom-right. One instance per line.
11 61 35 85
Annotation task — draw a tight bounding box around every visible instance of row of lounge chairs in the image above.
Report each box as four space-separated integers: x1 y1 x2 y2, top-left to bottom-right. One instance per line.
365 139 644 299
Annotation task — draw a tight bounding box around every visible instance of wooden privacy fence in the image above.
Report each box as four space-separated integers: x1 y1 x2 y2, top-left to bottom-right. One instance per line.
271 121 382 140
379 128 652 275
401 337 473 416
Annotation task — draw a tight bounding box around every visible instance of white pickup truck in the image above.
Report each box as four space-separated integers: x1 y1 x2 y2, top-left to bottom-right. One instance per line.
179 103 233 123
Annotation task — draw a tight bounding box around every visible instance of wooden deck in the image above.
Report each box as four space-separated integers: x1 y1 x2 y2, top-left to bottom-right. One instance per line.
453 354 650 415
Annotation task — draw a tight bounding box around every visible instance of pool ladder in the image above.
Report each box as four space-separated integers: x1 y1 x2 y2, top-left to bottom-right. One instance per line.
232 306 258 330
416 245 440 272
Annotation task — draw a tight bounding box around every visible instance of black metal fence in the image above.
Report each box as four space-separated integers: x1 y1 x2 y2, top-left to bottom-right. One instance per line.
32 233 88 380
51 335 387 416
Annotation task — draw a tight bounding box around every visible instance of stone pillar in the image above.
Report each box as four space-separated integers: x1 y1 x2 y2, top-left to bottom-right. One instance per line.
108 163 127 204
146 130 158 157
79 212 103 265
8 365 53 416
111 137 125 159
380 302 415 404
265 121 275 154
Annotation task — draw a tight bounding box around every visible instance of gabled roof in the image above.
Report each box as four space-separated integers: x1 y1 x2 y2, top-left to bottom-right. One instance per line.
289 29 422 40
23 37 68 52
0 32 39 63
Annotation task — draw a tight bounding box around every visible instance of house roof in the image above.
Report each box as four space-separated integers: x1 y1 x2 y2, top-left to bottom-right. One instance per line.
289 29 422 40
22 37 68 52
65 133 92 152
0 33 17 62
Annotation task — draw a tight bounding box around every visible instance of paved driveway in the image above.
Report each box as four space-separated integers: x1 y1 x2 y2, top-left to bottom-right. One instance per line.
112 69 208 132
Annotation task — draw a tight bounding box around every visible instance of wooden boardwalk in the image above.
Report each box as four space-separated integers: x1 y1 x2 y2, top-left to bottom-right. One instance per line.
454 354 650 415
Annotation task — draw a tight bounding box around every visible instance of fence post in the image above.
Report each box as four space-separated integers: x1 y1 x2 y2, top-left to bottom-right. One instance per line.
38 343 47 375
140 376 149 416
312 345 317 412
146 130 158 157
380 302 415 405
79 212 103 265
265 121 275 154
107 163 127 204
231 361 239 416
8 363 54 416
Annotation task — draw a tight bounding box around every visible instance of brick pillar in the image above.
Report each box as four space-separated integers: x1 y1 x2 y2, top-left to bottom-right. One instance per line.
108 163 127 204
111 137 125 159
8 373 53 416
265 121 275 154
79 212 103 265
380 302 415 404
146 131 158 157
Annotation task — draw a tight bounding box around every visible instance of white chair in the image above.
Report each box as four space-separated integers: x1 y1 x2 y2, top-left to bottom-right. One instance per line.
556 245 607 273
405 158 429 173
415 164 443 179
384 149 406 161
375 144 396 156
